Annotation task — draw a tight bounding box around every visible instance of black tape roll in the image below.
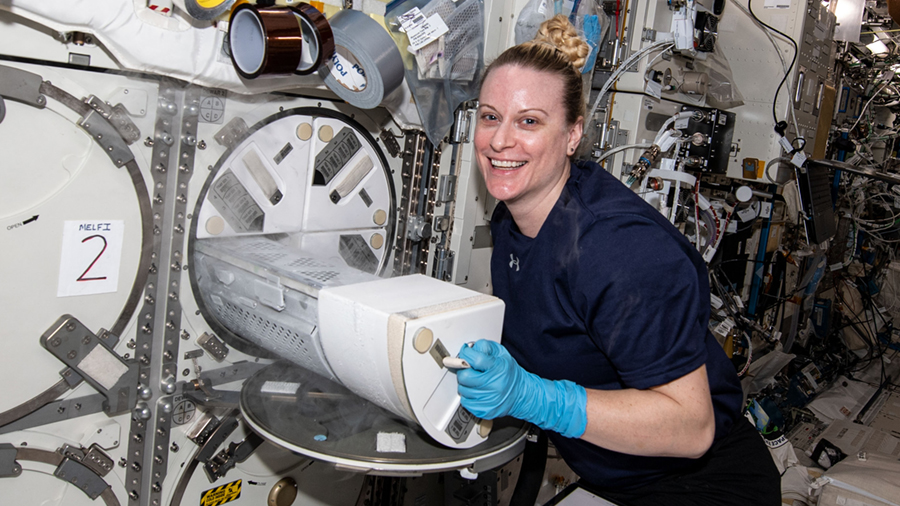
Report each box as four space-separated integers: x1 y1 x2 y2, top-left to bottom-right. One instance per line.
290 3 335 75
228 4 303 79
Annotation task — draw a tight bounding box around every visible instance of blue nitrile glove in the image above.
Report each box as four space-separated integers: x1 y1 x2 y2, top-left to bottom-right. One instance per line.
456 340 588 438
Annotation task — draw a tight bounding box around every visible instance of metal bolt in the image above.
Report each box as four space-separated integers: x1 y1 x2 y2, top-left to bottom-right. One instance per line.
82 336 91 345
138 385 152 399
129 491 139 501
154 455 164 465
166 321 176 330
144 137 154 147
145 294 155 305
57 406 65 414
160 132 174 145
197 140 207 150
182 368 190 376
133 433 143 443
174 224 184 234
67 350 77 360
179 164 190 173
162 376 177 394
152 482 161 493
118 458 126 468
170 443 179 452
163 350 173 361
74 403 81 410
156 163 166 173
66 322 77 331
142 324 152 334
182 135 197 146
170 262 180 271
140 354 150 365
180 330 190 340
134 402 151 420
128 339 136 349
50 338 61 348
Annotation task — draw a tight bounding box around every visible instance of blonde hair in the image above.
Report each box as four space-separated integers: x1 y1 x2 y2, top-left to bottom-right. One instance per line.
482 15 589 126
533 14 590 71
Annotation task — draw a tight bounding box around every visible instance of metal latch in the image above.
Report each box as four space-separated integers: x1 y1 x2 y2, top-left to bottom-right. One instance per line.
197 332 229 362
85 95 141 144
204 433 264 481
41 315 138 416
379 128 402 158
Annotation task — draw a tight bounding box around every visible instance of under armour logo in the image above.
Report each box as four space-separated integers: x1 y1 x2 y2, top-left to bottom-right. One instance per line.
509 254 520 271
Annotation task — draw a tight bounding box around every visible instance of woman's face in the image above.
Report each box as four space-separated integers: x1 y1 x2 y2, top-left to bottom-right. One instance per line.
474 65 582 209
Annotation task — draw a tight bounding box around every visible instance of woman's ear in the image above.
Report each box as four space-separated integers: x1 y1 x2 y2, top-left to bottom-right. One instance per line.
567 117 584 155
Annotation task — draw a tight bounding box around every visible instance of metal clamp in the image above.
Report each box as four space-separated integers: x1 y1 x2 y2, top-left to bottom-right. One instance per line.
41 315 138 415
79 109 136 167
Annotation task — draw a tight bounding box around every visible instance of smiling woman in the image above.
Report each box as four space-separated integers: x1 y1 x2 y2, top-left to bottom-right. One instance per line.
456 14 782 506
474 64 581 237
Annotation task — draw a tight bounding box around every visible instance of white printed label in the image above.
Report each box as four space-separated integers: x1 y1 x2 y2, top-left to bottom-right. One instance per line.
57 220 125 297
714 317 735 337
330 50 367 91
675 117 690 130
406 13 450 51
398 7 427 32
537 0 548 15
778 136 794 153
710 294 723 309
738 206 758 222
764 0 791 9
791 151 807 168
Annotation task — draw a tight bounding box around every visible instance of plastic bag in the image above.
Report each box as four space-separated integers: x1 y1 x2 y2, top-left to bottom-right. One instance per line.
697 46 745 109
515 0 553 44
386 0 485 145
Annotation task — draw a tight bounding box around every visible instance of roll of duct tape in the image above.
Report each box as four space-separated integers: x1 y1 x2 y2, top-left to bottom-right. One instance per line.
318 9 404 109
228 4 303 79
290 3 335 75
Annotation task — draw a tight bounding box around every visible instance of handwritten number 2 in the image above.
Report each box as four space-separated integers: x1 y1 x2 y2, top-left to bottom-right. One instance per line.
77 234 108 282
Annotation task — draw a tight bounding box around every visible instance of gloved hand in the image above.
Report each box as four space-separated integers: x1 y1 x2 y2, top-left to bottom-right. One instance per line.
456 340 587 438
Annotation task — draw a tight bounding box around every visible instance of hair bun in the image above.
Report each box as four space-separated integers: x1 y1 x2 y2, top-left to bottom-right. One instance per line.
533 14 590 70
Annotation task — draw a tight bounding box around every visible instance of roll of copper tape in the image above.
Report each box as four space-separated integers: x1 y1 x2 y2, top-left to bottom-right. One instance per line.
228 4 303 79
290 3 335 75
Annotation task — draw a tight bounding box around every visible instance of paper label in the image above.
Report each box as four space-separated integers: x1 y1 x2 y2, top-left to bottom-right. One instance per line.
714 317 735 337
738 206 758 222
57 220 125 297
764 0 791 9
645 79 663 99
406 13 450 51
791 151 807 168
537 0 548 15
778 136 794 153
733 295 744 309
710 294 724 309
675 117 690 130
398 7 427 31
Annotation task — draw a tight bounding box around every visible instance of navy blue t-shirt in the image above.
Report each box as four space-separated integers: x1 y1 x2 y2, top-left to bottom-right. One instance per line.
490 160 743 490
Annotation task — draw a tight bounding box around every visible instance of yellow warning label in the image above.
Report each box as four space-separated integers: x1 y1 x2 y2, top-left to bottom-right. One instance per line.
200 479 242 506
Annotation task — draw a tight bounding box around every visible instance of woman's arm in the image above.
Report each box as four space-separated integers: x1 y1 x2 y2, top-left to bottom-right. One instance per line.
457 341 716 459
580 364 715 458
